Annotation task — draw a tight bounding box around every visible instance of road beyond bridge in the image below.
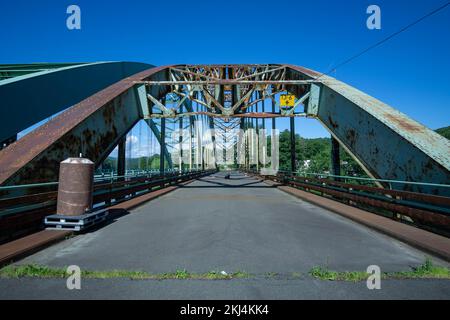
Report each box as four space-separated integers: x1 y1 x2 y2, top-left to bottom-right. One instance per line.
1 172 449 299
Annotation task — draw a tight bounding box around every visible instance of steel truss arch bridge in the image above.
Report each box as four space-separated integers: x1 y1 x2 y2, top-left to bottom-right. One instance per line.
0 63 448 194
0 61 449 243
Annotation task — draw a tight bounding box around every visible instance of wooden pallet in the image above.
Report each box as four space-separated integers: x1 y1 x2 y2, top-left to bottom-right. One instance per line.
44 209 108 231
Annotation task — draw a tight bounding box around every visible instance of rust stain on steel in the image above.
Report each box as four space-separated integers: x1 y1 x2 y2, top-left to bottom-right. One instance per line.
383 113 426 134
0 65 175 185
283 64 322 79
328 116 339 129
345 129 357 148
234 112 286 118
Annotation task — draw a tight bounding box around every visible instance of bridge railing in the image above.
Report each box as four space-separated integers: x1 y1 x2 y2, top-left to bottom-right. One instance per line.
299 172 450 191
244 169 450 236
0 169 216 243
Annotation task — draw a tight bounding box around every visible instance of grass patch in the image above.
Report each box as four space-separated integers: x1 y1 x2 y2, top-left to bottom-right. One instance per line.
0 264 68 278
309 266 368 281
0 264 250 280
2 258 448 282
387 257 450 280
309 258 450 282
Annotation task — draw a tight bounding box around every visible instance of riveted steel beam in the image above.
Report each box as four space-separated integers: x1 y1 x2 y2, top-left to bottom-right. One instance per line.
137 80 316 85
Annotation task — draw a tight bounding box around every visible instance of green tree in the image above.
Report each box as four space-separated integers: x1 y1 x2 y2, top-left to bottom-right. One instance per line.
269 130 366 176
436 126 450 140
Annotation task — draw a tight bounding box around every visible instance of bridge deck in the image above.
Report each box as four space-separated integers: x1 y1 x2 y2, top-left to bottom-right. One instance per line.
1 172 449 299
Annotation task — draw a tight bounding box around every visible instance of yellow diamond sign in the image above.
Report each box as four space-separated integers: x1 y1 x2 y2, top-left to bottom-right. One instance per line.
280 94 295 107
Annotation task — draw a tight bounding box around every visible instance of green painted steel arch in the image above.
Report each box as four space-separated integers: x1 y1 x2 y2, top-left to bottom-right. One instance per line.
0 61 153 144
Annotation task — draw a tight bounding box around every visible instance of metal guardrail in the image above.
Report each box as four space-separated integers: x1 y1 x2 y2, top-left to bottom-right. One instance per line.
245 170 450 234
0 169 216 243
0 169 190 192
0 169 214 216
277 170 450 190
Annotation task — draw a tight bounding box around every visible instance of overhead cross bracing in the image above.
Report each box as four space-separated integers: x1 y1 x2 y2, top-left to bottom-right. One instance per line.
140 64 312 119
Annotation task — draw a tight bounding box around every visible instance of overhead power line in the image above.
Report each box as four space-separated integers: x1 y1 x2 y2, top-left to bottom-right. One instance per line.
316 1 450 79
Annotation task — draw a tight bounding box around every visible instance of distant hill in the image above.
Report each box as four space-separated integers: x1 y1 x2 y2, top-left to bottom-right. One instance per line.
436 126 450 140
97 154 164 173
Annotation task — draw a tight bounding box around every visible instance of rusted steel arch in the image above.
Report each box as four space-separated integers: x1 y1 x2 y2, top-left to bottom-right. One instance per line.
285 65 450 196
0 65 174 186
0 61 152 146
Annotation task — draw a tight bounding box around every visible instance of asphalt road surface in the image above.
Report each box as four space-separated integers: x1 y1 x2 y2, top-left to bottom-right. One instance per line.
1 172 449 299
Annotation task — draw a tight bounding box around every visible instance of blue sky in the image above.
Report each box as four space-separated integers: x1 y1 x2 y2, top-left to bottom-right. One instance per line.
1 0 449 141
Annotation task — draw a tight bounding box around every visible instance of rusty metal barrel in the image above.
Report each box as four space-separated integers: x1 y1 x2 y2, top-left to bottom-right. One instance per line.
56 157 94 216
